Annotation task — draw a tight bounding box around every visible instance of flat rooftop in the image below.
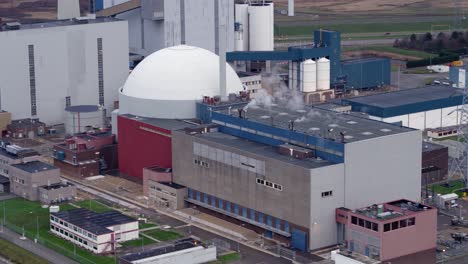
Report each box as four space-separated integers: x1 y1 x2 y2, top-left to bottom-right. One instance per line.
120 238 204 262
0 17 121 32
120 114 197 131
216 105 413 143
195 132 336 169
40 182 74 190
52 208 136 235
158 181 185 190
12 161 57 173
354 199 434 221
422 141 447 153
0 147 38 160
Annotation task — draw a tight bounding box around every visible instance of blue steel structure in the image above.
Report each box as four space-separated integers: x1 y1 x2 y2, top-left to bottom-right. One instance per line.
340 58 391 90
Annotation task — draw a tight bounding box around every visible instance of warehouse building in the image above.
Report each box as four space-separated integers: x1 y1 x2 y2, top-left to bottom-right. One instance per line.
340 57 391 90
0 142 39 178
343 85 463 130
0 18 129 125
50 208 139 253
422 142 448 186
449 65 468 88
171 104 422 251
336 199 437 262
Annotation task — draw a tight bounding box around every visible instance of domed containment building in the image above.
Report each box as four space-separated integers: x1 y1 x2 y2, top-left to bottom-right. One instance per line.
116 45 243 178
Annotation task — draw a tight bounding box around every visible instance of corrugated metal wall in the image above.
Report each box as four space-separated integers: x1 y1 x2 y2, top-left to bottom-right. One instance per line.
341 58 391 89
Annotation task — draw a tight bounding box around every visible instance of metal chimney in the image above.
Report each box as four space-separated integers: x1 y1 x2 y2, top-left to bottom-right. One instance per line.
218 1 228 101
288 0 295 16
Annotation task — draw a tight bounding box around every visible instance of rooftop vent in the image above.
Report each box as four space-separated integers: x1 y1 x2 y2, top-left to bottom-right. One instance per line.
328 124 338 128
296 109 307 113
344 135 353 139
260 115 270 119
5 22 21 30
380 128 392 132
278 112 288 116
346 121 357 125
362 132 373 136
309 127 320 131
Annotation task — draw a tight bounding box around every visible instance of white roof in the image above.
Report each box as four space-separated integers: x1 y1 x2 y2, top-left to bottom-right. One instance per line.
122 45 243 101
439 193 458 200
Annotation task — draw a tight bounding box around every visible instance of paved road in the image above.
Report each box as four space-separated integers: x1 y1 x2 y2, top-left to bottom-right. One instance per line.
0 227 77 264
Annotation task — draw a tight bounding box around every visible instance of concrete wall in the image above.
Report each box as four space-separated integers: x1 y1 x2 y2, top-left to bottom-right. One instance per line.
106 221 139 242
38 184 76 204
0 20 129 125
172 131 312 229
147 181 187 210
344 131 422 209
10 167 61 201
0 154 39 178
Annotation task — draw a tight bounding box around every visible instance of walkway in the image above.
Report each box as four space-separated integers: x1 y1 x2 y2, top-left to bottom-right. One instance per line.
0 227 77 264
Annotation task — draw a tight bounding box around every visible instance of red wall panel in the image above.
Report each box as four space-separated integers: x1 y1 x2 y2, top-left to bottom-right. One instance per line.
118 116 173 179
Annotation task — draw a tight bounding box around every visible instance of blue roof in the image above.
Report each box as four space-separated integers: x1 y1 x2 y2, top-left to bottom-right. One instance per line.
343 86 463 118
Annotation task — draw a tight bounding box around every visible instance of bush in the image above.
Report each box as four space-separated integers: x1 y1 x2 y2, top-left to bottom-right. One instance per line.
406 54 460 68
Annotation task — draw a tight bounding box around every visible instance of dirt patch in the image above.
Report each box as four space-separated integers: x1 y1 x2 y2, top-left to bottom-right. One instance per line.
344 50 420 61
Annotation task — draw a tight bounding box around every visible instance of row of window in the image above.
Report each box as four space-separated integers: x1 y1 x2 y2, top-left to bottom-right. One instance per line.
150 185 176 197
51 225 98 250
187 189 291 233
383 218 415 232
50 216 98 240
243 80 261 86
28 44 37 116
13 177 24 185
321 191 333 198
0 159 8 165
351 216 379 232
193 159 209 168
256 178 283 191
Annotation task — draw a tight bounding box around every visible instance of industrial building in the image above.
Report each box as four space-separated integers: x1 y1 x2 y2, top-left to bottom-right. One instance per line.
53 131 117 178
119 238 216 264
340 58 391 90
170 103 422 251
0 18 129 125
0 142 39 178
422 142 449 186
449 65 468 88
65 105 106 135
336 199 437 262
343 85 463 130
97 0 235 56
10 160 76 204
50 208 139 253
6 118 47 139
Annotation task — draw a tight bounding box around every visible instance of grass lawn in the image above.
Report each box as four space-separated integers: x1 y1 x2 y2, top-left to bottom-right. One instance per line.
209 252 241 264
0 198 115 264
139 222 157 229
73 200 113 213
0 238 49 264
276 20 468 36
120 235 155 248
432 180 466 196
143 229 182 241
344 45 432 59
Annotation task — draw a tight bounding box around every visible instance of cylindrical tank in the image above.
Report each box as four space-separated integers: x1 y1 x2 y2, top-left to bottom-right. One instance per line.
301 59 317 93
317 57 330 90
65 105 105 135
235 3 249 51
248 2 274 51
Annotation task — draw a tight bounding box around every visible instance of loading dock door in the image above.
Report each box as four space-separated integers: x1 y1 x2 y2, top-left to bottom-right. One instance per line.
291 229 307 251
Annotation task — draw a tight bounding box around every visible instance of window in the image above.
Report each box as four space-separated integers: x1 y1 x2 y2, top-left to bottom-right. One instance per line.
391 221 399 230
372 222 378 232
28 45 37 116
97 38 104 106
365 220 372 229
408 217 415 226
255 178 283 191
59 220 63 225
384 223 391 232
358 218 365 227
321 191 333 198
400 219 407 228
256 178 264 185
351 216 357 225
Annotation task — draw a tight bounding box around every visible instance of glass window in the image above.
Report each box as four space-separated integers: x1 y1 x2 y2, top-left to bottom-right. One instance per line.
365 221 372 229
408 217 415 226
392 221 399 230
400 219 407 228
351 216 357 225
358 218 364 227
384 223 390 232
372 222 378 232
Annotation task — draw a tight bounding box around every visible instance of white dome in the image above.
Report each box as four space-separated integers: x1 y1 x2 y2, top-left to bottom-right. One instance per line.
122 45 243 101
119 45 244 119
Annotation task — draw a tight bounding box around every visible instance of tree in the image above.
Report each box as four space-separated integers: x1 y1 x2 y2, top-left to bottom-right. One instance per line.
451 31 460 40
410 34 417 43
424 32 433 42
437 32 446 40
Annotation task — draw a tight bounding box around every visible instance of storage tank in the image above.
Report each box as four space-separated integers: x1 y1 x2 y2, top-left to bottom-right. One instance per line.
317 57 331 90
65 105 105 135
248 2 274 51
301 59 317 92
235 3 249 51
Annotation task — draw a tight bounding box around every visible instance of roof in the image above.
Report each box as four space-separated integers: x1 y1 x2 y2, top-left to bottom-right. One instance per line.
0 176 9 184
120 114 197 131
65 105 100 113
195 132 336 169
97 0 141 17
216 105 413 143
52 208 136 235
158 182 186 190
120 238 204 262
121 45 243 101
0 17 122 32
0 147 38 160
439 193 458 200
12 161 57 173
422 141 447 152
343 86 463 118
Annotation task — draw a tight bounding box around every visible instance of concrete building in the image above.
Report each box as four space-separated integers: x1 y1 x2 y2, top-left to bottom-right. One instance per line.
336 199 437 262
422 142 448 186
172 104 422 251
0 143 39 178
146 180 187 210
238 72 262 96
0 176 10 193
0 111 12 136
53 131 117 178
449 65 468 88
0 18 129 125
343 86 463 130
10 160 75 203
50 208 139 254
6 118 47 139
119 238 216 264
97 0 235 56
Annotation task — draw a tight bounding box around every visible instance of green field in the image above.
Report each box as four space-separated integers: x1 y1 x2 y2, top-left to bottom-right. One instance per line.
276 20 468 36
343 45 433 59
0 238 49 264
143 229 183 241
209 252 241 264
139 222 157 229
73 200 113 213
0 198 115 264
432 180 466 196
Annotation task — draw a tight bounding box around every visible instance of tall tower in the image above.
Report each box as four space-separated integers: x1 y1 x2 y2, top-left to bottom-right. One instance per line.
454 0 463 31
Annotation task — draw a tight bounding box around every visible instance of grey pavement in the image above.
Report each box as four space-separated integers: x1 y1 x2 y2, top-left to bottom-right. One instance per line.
0 226 77 264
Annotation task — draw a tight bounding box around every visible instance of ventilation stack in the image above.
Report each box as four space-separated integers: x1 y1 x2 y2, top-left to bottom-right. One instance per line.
288 0 295 16
57 0 80 20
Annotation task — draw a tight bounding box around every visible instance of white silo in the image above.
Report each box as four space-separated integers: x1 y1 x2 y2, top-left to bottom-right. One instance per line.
301 59 317 92
235 3 249 51
248 2 274 51
317 57 331 90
